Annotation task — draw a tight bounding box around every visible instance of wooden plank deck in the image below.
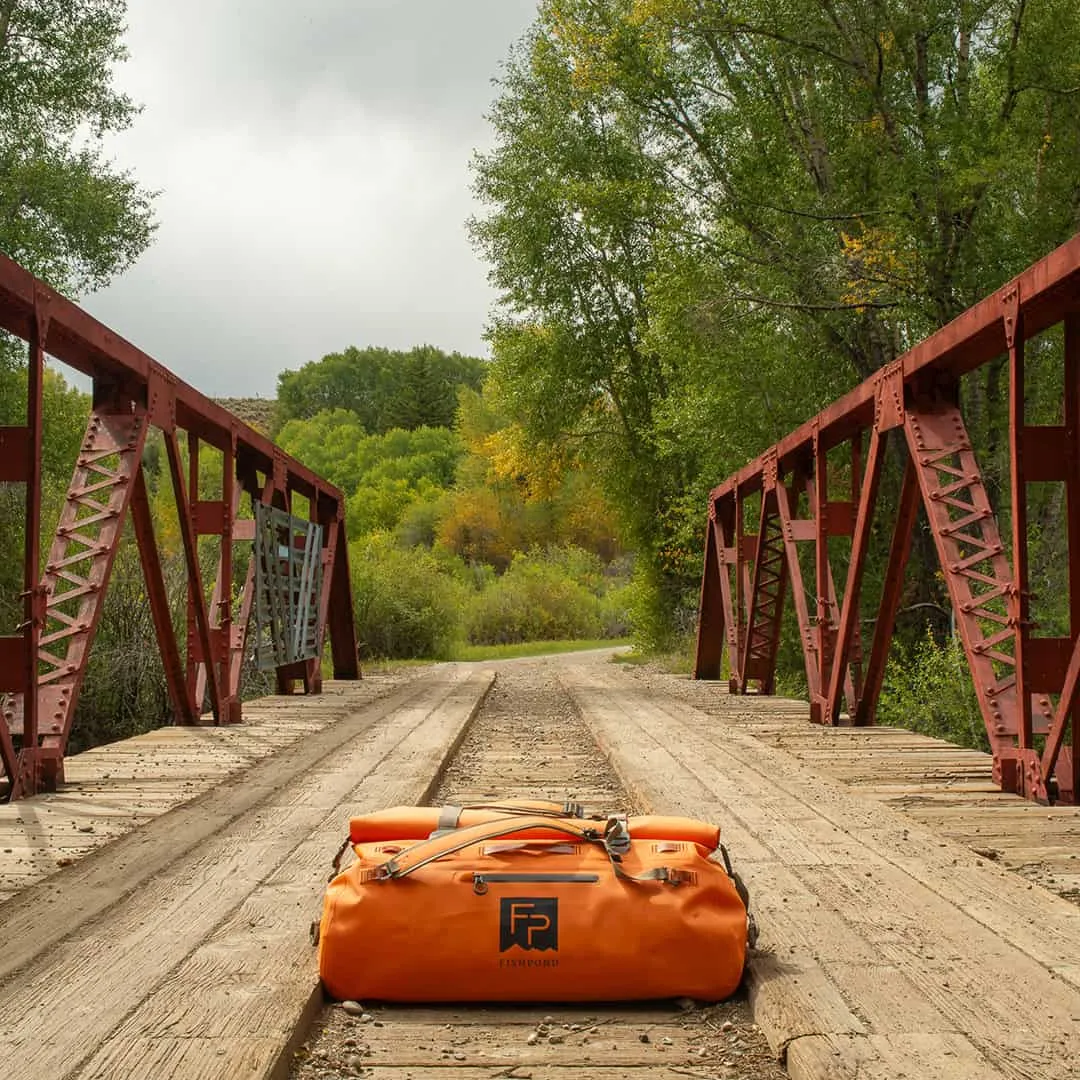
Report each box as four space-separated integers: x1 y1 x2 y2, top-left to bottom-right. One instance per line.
615 669 1080 905
0 671 420 903
0 664 494 1080
564 662 1080 1080
2 655 1078 1080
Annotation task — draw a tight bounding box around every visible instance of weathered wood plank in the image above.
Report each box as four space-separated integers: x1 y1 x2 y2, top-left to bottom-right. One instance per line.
71 667 495 1080
0 666 492 1080
0 672 421 903
563 664 1080 1080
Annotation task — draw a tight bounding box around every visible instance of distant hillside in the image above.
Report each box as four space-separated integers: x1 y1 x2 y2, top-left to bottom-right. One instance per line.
215 397 277 433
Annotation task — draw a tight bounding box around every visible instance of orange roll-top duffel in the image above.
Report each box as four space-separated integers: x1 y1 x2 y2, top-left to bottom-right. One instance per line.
318 811 750 1003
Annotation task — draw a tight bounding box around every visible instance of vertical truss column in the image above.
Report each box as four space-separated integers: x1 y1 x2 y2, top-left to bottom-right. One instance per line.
775 467 819 701
731 492 753 689
1043 313 1080 803
192 437 248 723
1004 288 1036 788
695 495 739 682
0 296 48 798
34 383 150 787
694 515 727 680
856 455 921 725
826 363 905 724
739 453 788 693
812 430 834 715
1006 301 1080 803
166 431 222 722
130 466 196 725
826 429 885 724
904 391 1028 792
322 498 360 682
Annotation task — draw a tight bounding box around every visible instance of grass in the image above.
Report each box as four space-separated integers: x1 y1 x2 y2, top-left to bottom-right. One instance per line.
611 634 697 674
354 657 435 675
449 638 631 662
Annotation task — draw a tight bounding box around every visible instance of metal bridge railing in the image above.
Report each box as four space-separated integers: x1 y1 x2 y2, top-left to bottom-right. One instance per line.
695 234 1080 806
0 252 359 800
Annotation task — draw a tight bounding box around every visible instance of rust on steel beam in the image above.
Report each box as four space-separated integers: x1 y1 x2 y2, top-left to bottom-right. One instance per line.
695 232 1080 803
0 251 359 800
740 454 788 694
693 516 727 680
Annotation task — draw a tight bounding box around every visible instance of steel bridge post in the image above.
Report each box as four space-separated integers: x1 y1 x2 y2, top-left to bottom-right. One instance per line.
694 514 726 680
32 380 151 788
130 466 196 725
827 427 885 723
773 470 818 701
0 297 48 796
740 454 788 694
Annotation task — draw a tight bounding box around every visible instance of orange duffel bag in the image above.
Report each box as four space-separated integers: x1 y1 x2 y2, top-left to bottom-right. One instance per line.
317 810 751 1003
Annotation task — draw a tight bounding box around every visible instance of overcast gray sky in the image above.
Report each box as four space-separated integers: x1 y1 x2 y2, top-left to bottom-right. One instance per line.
82 0 538 398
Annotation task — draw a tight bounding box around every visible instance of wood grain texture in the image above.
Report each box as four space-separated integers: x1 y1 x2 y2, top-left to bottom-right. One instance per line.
0 665 493 1080
561 663 1080 1080
0 673 420 901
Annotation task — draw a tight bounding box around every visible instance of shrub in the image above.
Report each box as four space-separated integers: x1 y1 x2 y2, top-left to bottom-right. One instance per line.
351 534 465 659
394 494 446 549
598 582 633 639
876 629 988 751
464 551 603 644
69 542 186 753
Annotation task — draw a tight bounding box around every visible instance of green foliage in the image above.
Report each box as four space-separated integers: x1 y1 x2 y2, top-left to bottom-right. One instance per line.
452 637 630 661
350 534 466 660
877 630 989 752
393 493 447 549
277 418 465 536
275 345 485 433
0 363 90 627
464 549 605 645
67 542 176 753
458 545 630 647
0 0 155 293
472 0 1080 655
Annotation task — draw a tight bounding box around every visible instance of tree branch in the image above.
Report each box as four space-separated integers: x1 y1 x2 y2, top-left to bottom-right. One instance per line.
0 0 16 58
723 293 900 313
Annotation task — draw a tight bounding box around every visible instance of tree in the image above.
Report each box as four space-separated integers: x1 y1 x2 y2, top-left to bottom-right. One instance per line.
471 0 1080 647
0 0 156 297
274 345 486 433
471 24 696 632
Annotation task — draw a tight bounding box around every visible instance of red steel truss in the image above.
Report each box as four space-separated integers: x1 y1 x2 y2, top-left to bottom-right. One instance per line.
695 234 1080 805
0 253 359 800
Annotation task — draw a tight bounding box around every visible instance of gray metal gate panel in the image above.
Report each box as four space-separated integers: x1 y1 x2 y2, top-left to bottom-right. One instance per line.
253 504 324 671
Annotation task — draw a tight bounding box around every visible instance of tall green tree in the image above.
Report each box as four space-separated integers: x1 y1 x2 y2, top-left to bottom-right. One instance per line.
472 0 1080 645
0 0 156 298
275 345 486 434
470 25 698 636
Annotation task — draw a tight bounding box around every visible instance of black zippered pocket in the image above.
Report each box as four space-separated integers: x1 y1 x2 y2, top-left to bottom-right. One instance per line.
472 872 599 895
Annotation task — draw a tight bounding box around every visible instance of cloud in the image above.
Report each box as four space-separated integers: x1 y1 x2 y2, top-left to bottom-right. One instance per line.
81 0 537 397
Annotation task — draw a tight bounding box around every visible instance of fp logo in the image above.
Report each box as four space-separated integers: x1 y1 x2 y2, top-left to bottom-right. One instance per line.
500 897 558 951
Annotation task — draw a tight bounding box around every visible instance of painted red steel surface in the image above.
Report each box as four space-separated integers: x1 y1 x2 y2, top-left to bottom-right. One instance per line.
694 234 1080 805
0 253 359 800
